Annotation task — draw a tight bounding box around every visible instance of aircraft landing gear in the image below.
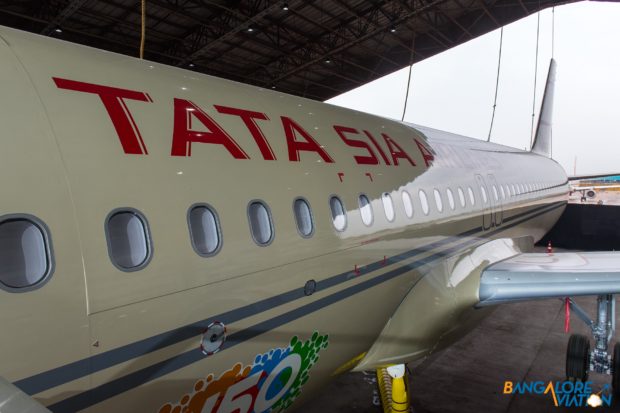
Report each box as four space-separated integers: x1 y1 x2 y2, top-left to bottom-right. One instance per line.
566 334 590 381
566 295 616 395
613 343 620 400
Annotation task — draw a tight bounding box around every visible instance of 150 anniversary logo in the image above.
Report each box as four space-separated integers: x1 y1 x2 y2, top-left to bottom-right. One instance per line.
158 332 329 413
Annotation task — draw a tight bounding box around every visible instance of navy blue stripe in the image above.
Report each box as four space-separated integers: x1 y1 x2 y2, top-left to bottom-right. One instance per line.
14 201 562 396
47 201 565 413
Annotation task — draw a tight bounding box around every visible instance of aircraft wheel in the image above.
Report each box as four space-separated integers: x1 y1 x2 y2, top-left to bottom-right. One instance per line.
566 334 590 382
613 343 620 400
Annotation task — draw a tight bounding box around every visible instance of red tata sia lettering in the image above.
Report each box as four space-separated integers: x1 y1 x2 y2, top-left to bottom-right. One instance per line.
53 77 152 155
215 105 276 161
171 99 249 159
53 78 432 168
333 125 379 165
281 116 334 163
381 133 416 166
414 138 435 167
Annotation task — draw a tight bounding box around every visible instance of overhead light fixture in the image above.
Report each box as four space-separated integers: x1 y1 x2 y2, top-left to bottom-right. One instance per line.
247 27 255 33
188 62 195 68
324 58 332 64
54 27 62 33
390 26 397 33
282 3 289 11
271 85 277 89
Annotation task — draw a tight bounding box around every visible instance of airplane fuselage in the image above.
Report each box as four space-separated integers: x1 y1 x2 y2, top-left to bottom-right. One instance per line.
0 26 568 412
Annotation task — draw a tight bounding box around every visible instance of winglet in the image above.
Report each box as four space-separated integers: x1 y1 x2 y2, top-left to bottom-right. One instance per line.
531 59 556 157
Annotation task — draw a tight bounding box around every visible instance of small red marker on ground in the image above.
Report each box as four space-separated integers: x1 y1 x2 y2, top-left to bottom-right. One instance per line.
547 240 553 254
354 264 360 275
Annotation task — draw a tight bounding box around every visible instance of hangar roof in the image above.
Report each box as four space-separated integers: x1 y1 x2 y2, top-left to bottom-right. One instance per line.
0 0 586 101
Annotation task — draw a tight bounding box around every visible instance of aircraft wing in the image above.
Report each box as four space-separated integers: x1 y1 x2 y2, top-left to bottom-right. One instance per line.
570 185 620 190
0 376 51 412
569 173 620 181
477 252 620 307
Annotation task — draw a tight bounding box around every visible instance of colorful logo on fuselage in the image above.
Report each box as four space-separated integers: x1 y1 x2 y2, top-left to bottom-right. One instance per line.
158 332 329 413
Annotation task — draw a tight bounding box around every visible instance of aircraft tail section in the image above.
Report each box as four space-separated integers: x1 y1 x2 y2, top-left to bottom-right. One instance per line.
531 59 556 157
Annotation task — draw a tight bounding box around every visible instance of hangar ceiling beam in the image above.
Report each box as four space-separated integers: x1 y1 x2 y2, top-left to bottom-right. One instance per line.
177 1 284 66
331 0 417 58
259 14 387 80
286 7 402 72
41 0 89 35
270 0 446 84
478 1 502 28
516 0 530 14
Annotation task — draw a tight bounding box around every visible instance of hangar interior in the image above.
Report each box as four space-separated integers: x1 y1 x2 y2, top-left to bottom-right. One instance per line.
1 2 619 413
0 0 585 101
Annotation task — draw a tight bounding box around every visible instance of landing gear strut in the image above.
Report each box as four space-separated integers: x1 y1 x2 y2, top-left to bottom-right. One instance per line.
566 295 617 397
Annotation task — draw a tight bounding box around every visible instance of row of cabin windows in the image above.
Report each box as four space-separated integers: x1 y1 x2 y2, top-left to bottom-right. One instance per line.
0 181 563 291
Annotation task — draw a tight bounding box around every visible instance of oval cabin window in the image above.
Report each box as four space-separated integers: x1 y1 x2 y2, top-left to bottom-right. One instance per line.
382 193 395 222
293 198 314 237
188 205 221 256
446 188 455 210
467 186 476 206
480 186 488 204
402 191 414 218
433 189 443 212
457 187 466 208
106 210 151 271
329 196 347 231
248 201 274 245
419 190 430 215
0 217 52 290
358 194 373 226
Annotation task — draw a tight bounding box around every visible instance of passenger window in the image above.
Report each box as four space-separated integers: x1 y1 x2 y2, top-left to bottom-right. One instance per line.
106 209 151 271
419 190 430 215
382 192 395 222
188 204 221 256
499 185 505 200
446 188 455 210
511 184 516 196
467 186 476 205
457 187 466 208
0 216 53 290
329 196 347 231
293 198 314 237
248 201 274 245
402 191 414 218
480 186 488 204
492 185 499 202
434 189 443 212
358 194 373 226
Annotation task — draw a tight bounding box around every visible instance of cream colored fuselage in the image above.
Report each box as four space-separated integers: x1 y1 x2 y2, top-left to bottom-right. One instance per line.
0 26 568 412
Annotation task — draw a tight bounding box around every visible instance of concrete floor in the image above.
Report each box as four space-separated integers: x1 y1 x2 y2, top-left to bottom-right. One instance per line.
300 296 618 412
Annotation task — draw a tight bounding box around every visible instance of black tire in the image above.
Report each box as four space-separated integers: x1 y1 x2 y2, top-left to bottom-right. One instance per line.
566 334 590 382
613 343 620 400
